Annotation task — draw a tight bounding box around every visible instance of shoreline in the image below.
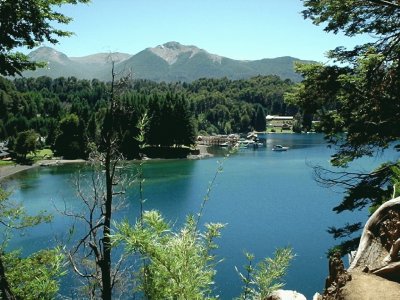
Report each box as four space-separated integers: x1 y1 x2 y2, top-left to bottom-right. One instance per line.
0 132 312 181
0 145 212 182
187 144 213 159
0 159 86 182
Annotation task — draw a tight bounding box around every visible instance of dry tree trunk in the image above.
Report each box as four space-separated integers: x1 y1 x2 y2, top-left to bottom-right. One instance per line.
349 196 400 281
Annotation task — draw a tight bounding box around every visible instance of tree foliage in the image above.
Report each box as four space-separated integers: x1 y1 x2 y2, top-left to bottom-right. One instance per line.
254 105 266 132
114 211 224 299
190 76 295 134
0 75 296 160
147 93 195 147
236 248 293 300
54 113 86 159
286 0 400 254
114 210 293 300
0 187 62 299
0 0 90 76
3 248 65 300
13 129 39 161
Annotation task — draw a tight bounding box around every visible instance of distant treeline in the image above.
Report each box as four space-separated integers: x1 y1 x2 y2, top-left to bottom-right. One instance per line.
0 75 297 159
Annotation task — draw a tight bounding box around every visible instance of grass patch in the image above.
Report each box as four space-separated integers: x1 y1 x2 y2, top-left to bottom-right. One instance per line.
0 160 14 166
36 148 53 158
27 148 54 161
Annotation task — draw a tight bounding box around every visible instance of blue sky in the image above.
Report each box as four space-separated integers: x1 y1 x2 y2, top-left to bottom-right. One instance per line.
47 0 372 62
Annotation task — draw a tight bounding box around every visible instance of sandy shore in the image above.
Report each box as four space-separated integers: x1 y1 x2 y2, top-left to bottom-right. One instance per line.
0 159 86 182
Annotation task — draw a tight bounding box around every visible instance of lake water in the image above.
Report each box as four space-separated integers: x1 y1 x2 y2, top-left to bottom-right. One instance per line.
3 133 393 299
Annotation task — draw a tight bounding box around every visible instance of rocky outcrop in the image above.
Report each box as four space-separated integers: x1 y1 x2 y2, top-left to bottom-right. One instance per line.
315 196 400 300
313 253 352 300
314 253 400 300
340 272 400 300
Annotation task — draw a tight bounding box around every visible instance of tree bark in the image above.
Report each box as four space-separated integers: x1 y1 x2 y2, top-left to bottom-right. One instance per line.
100 63 116 300
349 196 400 280
100 148 112 300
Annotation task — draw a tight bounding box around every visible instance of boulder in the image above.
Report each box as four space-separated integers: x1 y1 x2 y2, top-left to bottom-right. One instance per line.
268 289 307 300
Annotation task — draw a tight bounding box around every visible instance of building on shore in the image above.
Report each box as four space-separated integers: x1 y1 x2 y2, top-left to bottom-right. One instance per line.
266 115 294 130
0 142 10 160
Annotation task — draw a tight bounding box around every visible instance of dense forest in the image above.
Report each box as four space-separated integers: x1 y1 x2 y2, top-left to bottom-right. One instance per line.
0 75 296 160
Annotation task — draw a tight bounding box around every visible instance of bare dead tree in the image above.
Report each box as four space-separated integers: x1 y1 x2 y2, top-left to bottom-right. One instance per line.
65 62 134 299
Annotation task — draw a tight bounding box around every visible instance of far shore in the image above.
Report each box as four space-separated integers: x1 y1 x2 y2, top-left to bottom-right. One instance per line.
0 145 213 182
0 159 86 182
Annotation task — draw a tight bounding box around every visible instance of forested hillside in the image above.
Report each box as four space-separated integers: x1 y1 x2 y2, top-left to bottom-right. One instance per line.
0 75 296 159
187 76 297 134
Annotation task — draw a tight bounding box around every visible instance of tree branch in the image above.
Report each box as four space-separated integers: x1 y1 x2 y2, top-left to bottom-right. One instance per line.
68 252 94 279
367 0 400 9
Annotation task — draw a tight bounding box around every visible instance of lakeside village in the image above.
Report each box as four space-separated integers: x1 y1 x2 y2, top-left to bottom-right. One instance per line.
197 115 298 149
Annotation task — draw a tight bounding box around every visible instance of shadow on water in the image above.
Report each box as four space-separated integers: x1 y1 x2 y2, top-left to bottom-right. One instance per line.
119 159 199 224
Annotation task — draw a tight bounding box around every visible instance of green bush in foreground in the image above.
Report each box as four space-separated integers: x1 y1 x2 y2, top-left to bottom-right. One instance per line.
236 249 294 300
114 210 293 299
3 248 66 300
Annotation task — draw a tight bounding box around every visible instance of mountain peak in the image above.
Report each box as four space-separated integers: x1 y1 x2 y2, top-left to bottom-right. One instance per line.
149 41 222 65
149 41 199 65
162 41 186 50
28 46 70 65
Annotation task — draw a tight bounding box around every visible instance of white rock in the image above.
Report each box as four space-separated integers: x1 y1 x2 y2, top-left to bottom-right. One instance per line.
271 289 307 300
312 292 322 300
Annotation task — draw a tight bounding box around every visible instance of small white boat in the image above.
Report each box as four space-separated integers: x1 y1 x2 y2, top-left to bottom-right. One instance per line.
238 139 254 148
272 145 289 151
247 132 257 140
219 142 230 148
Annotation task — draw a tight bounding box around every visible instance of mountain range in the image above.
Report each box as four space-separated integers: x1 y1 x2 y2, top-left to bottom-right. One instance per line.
22 41 311 82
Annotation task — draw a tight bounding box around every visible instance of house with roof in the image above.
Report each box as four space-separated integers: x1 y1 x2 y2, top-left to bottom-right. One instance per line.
0 142 10 160
266 115 294 130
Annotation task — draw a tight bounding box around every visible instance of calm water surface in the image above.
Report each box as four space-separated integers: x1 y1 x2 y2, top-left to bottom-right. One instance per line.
4 134 392 299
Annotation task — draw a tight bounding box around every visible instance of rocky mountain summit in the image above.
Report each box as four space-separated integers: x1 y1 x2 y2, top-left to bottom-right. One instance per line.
149 41 222 65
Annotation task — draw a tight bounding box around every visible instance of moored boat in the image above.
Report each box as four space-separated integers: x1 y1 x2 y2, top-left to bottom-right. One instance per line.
272 145 289 151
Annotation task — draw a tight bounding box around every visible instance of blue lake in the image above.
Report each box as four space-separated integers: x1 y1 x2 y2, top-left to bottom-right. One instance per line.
3 133 394 299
